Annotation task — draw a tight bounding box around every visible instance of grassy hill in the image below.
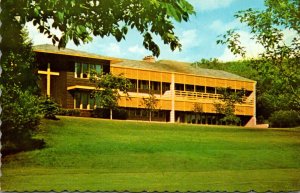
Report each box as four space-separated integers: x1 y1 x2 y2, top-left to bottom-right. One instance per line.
2 116 300 191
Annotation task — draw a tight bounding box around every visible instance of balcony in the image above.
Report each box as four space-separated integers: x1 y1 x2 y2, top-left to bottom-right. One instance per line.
163 90 254 105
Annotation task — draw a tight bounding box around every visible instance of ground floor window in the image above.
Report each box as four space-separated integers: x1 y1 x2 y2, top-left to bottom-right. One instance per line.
74 91 96 110
175 111 251 126
127 108 167 121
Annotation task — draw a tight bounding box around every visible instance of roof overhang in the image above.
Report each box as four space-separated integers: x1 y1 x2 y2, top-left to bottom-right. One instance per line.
67 85 96 91
33 44 122 64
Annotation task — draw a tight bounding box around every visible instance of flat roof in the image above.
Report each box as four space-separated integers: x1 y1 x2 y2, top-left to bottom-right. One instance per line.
33 44 122 63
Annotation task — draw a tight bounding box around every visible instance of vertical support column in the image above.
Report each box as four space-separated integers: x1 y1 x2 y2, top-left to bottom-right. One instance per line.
253 82 257 125
170 73 175 123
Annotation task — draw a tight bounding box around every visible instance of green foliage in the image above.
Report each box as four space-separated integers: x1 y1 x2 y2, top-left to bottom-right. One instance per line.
193 102 203 113
192 59 259 80
214 87 245 125
217 0 300 111
0 86 43 155
1 0 195 57
0 29 44 155
269 110 300 128
90 72 132 119
141 92 159 121
40 97 60 120
58 109 81 116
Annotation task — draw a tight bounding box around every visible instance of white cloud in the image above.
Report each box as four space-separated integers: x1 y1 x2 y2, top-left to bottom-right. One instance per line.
25 20 62 45
189 0 236 11
128 44 147 55
218 30 264 61
282 28 298 45
218 28 299 62
209 19 244 33
103 43 122 56
180 29 201 49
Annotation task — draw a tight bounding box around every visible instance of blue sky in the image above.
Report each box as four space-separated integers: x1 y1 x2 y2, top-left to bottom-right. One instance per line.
28 0 267 62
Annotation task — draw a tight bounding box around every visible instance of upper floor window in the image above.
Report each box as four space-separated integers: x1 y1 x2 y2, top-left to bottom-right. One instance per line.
75 63 102 78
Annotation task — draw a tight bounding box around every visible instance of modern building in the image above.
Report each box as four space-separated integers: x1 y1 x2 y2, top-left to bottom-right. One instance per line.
34 44 256 126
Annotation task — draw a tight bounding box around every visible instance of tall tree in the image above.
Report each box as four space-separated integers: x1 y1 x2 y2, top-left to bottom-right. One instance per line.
90 72 132 120
217 0 300 112
193 102 203 124
1 0 195 57
0 29 43 155
214 88 245 125
141 92 158 122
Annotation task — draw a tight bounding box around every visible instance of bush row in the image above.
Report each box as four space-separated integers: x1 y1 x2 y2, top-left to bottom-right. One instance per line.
269 110 300 128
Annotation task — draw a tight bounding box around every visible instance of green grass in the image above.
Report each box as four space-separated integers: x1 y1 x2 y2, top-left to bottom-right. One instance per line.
2 116 300 191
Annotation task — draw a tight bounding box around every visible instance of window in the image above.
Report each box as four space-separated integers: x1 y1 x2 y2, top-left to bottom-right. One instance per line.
82 92 88 109
82 63 89 78
74 92 96 110
175 83 184 91
196 85 205 93
75 63 103 78
76 63 81 78
186 84 194 91
162 82 170 93
150 81 160 91
206 87 216 94
75 92 81 108
138 80 149 92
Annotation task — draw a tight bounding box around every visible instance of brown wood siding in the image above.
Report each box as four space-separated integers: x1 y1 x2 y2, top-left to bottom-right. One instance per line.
184 75 194 85
194 76 206 86
175 74 185 83
50 71 68 108
162 72 172 82
149 71 161 82
206 78 216 87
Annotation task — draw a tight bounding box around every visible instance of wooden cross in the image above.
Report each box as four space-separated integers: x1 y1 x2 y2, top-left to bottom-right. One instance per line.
38 63 60 96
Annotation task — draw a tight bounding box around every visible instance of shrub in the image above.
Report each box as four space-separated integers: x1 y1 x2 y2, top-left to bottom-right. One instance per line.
58 109 81 116
40 97 60 120
1 86 44 155
269 110 300 128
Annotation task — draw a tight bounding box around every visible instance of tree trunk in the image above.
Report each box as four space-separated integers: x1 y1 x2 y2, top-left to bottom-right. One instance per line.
149 111 151 122
110 108 113 120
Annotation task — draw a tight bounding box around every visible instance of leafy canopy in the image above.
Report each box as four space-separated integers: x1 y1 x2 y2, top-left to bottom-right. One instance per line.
2 0 195 57
90 72 132 111
141 92 159 121
214 88 245 125
217 0 300 111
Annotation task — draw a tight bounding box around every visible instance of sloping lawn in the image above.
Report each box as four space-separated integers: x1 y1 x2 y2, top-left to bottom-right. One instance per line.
2 116 300 191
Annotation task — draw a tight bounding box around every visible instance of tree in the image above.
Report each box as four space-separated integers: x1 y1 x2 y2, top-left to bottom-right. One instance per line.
141 92 159 121
1 0 195 57
0 29 44 155
217 0 300 112
214 87 245 125
90 72 132 120
193 102 203 124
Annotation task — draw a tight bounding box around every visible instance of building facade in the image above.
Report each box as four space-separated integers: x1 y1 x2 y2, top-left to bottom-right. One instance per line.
34 44 256 126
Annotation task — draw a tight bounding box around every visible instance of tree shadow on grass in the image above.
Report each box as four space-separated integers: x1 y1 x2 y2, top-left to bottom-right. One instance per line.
2 138 46 157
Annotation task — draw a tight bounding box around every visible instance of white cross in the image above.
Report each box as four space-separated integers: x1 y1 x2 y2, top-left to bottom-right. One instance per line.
38 63 60 96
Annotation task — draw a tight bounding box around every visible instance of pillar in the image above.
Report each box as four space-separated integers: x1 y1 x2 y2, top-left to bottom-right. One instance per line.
170 73 175 123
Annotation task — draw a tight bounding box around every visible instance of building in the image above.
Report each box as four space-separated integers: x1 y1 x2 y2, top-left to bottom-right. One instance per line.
34 44 256 126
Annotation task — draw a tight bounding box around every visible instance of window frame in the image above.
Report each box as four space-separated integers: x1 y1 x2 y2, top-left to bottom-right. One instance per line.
75 63 103 79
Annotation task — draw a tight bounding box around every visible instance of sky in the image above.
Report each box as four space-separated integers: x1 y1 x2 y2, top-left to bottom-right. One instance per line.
27 0 268 62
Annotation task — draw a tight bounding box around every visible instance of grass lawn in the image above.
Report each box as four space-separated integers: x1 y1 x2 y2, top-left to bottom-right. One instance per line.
2 116 300 192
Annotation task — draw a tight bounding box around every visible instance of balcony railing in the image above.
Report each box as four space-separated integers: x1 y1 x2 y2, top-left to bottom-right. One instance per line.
163 90 254 105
